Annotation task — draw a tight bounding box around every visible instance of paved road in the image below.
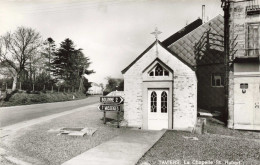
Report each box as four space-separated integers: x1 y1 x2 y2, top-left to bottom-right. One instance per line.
0 96 100 127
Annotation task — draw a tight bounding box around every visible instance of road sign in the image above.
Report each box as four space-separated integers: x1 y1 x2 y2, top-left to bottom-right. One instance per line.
100 96 124 104
98 104 121 111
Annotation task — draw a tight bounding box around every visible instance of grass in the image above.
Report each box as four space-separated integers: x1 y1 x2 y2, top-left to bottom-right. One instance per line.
0 91 87 107
205 117 260 139
137 118 260 165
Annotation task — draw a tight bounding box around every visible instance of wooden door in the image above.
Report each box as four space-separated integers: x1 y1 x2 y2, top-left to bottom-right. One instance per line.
148 89 169 130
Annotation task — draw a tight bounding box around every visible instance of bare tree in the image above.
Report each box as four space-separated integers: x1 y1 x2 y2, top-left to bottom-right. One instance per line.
0 27 42 91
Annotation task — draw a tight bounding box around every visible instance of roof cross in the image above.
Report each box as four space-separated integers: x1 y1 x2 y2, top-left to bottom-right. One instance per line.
151 27 162 40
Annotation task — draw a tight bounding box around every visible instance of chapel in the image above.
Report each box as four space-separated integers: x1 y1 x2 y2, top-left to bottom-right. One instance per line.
122 15 224 131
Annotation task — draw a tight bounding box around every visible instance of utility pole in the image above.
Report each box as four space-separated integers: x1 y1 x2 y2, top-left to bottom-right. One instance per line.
221 0 230 125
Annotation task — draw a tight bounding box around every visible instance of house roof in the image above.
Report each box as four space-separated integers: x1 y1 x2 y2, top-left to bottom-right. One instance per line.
166 15 224 67
162 18 202 47
91 82 100 87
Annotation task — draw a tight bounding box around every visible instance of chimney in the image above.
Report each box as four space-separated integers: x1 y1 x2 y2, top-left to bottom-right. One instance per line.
202 5 205 23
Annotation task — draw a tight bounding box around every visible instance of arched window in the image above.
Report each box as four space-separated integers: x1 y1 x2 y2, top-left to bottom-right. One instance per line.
161 91 167 113
155 65 163 76
148 64 169 77
151 91 157 112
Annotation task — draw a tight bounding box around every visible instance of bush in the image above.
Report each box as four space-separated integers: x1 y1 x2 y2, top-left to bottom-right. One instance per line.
4 90 18 101
1 91 87 107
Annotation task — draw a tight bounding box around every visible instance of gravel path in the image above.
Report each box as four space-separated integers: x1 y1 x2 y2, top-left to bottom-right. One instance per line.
137 131 260 165
0 104 128 165
137 118 260 165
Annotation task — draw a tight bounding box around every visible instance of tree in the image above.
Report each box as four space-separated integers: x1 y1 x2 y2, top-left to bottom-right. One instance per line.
51 38 75 80
0 27 42 91
51 38 94 91
41 37 56 75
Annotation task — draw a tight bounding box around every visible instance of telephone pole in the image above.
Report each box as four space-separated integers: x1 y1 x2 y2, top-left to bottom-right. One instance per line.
221 0 230 125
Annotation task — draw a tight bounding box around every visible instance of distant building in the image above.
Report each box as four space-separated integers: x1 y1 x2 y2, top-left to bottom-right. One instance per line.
227 0 260 130
87 82 103 95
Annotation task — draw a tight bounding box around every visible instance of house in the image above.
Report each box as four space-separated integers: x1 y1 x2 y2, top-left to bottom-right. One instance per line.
164 15 225 113
87 82 103 95
227 0 260 130
122 15 225 131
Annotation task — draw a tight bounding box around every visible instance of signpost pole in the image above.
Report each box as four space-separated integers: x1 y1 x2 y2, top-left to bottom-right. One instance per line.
103 111 106 124
99 96 124 127
117 111 120 128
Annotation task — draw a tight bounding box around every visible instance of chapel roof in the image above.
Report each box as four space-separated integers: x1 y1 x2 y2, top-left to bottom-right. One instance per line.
121 15 224 74
121 40 195 74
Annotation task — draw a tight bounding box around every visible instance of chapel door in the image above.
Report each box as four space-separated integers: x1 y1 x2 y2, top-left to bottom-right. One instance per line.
148 89 169 130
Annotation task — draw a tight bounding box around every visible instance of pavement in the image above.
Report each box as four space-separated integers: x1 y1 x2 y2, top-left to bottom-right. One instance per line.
62 129 166 165
0 95 100 127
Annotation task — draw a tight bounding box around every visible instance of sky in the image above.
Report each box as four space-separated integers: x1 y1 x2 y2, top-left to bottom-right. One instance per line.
0 0 223 85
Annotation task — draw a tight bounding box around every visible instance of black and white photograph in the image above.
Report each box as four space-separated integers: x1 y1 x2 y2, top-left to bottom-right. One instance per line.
0 0 259 165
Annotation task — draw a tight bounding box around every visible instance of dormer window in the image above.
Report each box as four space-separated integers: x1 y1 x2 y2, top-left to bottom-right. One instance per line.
149 64 169 77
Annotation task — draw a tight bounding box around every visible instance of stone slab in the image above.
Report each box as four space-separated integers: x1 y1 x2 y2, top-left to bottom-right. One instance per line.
62 129 166 165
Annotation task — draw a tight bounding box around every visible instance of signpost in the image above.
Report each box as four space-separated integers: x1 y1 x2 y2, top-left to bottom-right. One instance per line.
98 96 124 128
100 96 124 104
98 104 121 111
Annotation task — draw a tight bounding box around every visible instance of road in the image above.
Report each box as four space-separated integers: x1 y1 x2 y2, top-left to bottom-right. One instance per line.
0 96 100 127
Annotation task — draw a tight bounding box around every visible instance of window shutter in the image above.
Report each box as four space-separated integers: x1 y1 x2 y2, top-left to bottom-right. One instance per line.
248 24 260 56
248 25 254 56
255 25 259 56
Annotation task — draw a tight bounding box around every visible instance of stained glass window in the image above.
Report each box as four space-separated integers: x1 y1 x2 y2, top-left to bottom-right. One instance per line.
151 91 157 112
148 64 169 77
155 65 163 76
161 91 167 113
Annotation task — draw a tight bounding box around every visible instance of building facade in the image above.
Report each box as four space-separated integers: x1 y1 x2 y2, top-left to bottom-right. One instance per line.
227 0 260 130
122 41 197 131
